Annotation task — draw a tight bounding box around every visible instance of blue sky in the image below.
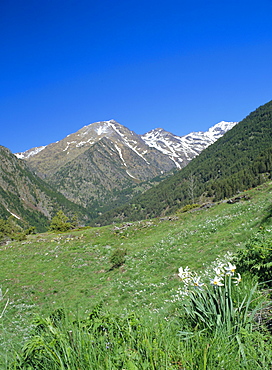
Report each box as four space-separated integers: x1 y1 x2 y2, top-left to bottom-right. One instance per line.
1 0 272 153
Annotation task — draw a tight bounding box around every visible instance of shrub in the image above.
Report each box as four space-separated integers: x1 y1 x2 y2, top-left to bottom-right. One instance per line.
178 203 200 213
109 248 127 270
235 229 272 286
12 232 27 241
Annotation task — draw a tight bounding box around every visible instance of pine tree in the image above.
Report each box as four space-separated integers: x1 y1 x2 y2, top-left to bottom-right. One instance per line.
49 211 71 232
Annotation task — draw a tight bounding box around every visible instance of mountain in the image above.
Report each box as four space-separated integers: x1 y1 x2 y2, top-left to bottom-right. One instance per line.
16 120 236 172
0 146 90 231
93 100 272 225
141 121 237 168
45 137 177 215
16 120 178 216
16 120 175 178
15 120 235 216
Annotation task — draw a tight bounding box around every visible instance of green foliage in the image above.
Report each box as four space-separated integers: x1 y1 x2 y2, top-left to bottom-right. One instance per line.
12 232 27 241
0 216 30 241
109 248 127 269
1 184 272 368
49 210 72 232
175 262 272 368
69 214 79 229
180 276 262 335
0 145 91 232
0 216 21 236
10 294 272 370
235 229 272 286
24 226 36 235
11 308 176 370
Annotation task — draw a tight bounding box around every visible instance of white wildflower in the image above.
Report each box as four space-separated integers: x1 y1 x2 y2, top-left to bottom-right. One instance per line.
192 276 204 289
178 266 192 280
233 273 242 285
210 276 224 287
214 266 224 276
225 262 236 276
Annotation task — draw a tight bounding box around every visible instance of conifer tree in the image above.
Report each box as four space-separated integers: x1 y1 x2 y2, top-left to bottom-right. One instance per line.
49 211 71 232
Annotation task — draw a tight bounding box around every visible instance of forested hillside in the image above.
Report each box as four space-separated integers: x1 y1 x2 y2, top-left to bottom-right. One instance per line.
94 100 272 225
0 146 91 231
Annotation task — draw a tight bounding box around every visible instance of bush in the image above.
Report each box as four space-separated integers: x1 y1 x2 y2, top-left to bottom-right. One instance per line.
12 232 27 241
235 229 272 286
109 248 127 269
178 204 200 213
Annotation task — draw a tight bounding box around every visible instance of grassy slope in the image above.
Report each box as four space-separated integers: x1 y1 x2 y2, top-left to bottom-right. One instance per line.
1 181 272 352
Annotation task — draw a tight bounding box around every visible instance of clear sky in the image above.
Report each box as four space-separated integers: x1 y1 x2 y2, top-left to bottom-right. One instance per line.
1 0 272 153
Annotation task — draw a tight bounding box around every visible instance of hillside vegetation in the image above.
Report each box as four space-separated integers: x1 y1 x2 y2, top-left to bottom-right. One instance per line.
0 146 91 231
94 100 272 225
1 101 272 368
1 181 272 368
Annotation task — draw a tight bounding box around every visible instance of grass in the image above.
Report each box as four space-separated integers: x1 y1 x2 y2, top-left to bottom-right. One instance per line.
1 182 272 368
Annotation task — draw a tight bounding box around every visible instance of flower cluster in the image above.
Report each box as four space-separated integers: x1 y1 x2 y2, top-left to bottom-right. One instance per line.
176 258 242 299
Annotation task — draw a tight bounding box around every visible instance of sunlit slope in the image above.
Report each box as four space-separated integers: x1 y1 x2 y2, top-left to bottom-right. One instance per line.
1 181 271 320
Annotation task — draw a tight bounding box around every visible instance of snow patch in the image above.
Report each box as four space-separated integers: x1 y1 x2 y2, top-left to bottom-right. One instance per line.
15 146 46 159
96 125 110 136
126 170 137 179
76 141 87 147
63 141 76 151
6 209 21 219
141 121 237 168
114 144 127 167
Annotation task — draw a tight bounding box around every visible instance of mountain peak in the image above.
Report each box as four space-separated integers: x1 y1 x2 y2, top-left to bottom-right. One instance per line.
15 120 237 172
208 121 237 133
141 121 237 168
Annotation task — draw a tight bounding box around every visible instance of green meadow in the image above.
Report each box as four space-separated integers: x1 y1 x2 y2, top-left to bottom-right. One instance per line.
1 182 272 369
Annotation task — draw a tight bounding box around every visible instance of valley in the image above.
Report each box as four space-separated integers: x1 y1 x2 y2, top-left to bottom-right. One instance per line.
1 181 272 368
0 101 272 368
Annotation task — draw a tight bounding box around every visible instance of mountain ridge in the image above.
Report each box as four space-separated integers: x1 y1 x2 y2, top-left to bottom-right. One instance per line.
141 121 237 168
15 120 237 169
13 119 236 217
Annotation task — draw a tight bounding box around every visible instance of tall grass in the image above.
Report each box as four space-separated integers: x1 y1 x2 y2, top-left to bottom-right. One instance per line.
10 308 182 369
9 267 272 369
1 183 272 368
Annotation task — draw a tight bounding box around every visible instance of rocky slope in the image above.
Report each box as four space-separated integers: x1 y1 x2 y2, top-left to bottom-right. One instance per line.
17 120 237 172
16 120 175 179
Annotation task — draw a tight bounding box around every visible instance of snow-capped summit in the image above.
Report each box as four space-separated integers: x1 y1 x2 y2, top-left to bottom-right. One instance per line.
207 121 237 138
141 121 238 168
15 120 237 173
